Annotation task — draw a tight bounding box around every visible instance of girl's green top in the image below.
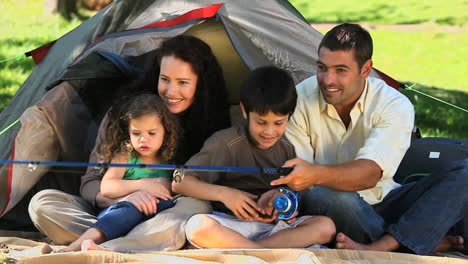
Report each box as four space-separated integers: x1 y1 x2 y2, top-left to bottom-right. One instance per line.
123 156 172 180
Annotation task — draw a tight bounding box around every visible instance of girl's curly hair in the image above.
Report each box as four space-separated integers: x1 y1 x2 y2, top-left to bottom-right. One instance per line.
101 93 180 163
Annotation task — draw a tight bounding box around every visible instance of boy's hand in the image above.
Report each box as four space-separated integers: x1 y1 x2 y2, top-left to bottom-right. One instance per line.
222 189 261 220
254 189 281 222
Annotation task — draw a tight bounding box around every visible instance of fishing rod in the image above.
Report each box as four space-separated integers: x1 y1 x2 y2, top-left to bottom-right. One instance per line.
0 159 293 183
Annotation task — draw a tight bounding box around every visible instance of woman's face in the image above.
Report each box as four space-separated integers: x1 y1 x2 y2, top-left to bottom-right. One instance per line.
158 55 198 114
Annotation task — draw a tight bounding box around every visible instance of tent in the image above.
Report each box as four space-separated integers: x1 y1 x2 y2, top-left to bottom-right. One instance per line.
0 0 399 237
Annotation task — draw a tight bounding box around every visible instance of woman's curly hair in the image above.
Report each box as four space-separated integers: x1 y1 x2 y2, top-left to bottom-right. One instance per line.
101 93 180 163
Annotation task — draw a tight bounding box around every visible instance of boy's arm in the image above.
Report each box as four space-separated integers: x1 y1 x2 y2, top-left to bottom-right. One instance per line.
173 175 262 220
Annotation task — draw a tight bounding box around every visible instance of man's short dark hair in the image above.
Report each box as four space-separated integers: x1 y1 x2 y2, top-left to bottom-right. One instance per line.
319 23 373 68
240 66 297 116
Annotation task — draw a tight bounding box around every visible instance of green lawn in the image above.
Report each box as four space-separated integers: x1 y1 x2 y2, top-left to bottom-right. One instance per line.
291 0 468 26
0 1 467 139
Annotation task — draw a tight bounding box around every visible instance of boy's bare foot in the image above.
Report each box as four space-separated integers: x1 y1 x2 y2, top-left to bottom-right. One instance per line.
81 239 111 251
433 236 464 253
335 232 371 250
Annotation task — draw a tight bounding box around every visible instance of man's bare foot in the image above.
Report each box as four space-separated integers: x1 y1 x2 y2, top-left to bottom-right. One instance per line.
335 233 400 252
335 232 371 250
433 236 464 253
81 239 111 251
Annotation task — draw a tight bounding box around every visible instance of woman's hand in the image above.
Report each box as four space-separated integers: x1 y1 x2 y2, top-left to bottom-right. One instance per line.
221 189 260 221
120 190 158 216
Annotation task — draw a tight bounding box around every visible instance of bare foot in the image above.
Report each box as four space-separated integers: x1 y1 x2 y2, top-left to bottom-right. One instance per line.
56 242 81 252
335 232 371 250
433 236 464 253
81 239 111 251
335 233 400 252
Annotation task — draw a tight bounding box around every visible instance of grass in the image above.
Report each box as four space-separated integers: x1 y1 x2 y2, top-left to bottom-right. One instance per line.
291 0 468 26
0 0 81 109
0 0 467 140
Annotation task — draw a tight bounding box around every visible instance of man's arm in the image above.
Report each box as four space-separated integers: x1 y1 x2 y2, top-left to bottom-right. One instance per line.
272 158 381 191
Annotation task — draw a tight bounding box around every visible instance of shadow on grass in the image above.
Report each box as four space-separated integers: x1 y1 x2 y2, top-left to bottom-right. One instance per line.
400 83 468 140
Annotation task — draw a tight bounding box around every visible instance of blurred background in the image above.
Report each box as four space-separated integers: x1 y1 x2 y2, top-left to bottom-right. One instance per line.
0 0 467 139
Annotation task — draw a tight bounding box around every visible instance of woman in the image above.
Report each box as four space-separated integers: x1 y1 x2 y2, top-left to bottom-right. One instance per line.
28 35 231 252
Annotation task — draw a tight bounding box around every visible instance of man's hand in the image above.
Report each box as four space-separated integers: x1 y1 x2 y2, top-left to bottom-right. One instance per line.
120 190 158 216
221 189 261 220
270 158 316 191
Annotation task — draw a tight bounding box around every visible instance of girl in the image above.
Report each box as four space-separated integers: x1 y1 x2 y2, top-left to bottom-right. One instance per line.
61 93 179 251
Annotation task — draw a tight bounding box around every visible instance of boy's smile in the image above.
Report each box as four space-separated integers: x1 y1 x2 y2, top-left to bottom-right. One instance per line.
245 111 289 149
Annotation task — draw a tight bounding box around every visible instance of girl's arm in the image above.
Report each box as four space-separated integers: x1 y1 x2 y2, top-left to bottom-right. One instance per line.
99 154 169 199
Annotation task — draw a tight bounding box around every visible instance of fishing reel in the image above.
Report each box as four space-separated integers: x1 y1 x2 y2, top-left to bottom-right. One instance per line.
273 187 300 220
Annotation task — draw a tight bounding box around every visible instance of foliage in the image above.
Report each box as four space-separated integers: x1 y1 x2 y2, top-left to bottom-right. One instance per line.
290 0 468 26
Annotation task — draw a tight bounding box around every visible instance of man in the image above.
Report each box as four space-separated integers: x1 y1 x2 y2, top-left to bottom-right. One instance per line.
272 23 468 255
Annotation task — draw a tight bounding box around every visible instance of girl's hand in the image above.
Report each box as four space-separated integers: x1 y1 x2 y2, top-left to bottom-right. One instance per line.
221 189 260 220
120 190 158 216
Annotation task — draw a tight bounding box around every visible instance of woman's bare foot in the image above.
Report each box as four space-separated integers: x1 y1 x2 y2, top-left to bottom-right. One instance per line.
56 241 82 252
433 236 464 253
81 239 111 251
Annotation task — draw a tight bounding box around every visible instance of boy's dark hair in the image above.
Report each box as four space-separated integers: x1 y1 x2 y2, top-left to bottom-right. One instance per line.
318 23 373 68
240 66 297 117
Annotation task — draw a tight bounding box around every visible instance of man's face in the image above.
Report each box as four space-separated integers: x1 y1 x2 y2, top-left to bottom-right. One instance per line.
243 109 289 149
316 47 370 113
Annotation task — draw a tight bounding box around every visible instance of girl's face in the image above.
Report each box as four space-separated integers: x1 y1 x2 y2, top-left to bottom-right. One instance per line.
129 113 165 162
158 55 198 114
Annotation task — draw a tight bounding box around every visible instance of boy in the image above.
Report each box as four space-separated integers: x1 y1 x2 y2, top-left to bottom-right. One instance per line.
172 66 335 249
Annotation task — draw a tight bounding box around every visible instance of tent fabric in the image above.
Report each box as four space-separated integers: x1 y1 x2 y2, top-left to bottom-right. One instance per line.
1 237 467 264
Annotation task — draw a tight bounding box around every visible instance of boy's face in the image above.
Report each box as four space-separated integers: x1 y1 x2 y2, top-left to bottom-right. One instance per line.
243 109 289 149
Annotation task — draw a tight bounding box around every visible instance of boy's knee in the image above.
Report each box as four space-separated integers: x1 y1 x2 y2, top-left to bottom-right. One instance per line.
185 214 219 245
313 216 336 242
